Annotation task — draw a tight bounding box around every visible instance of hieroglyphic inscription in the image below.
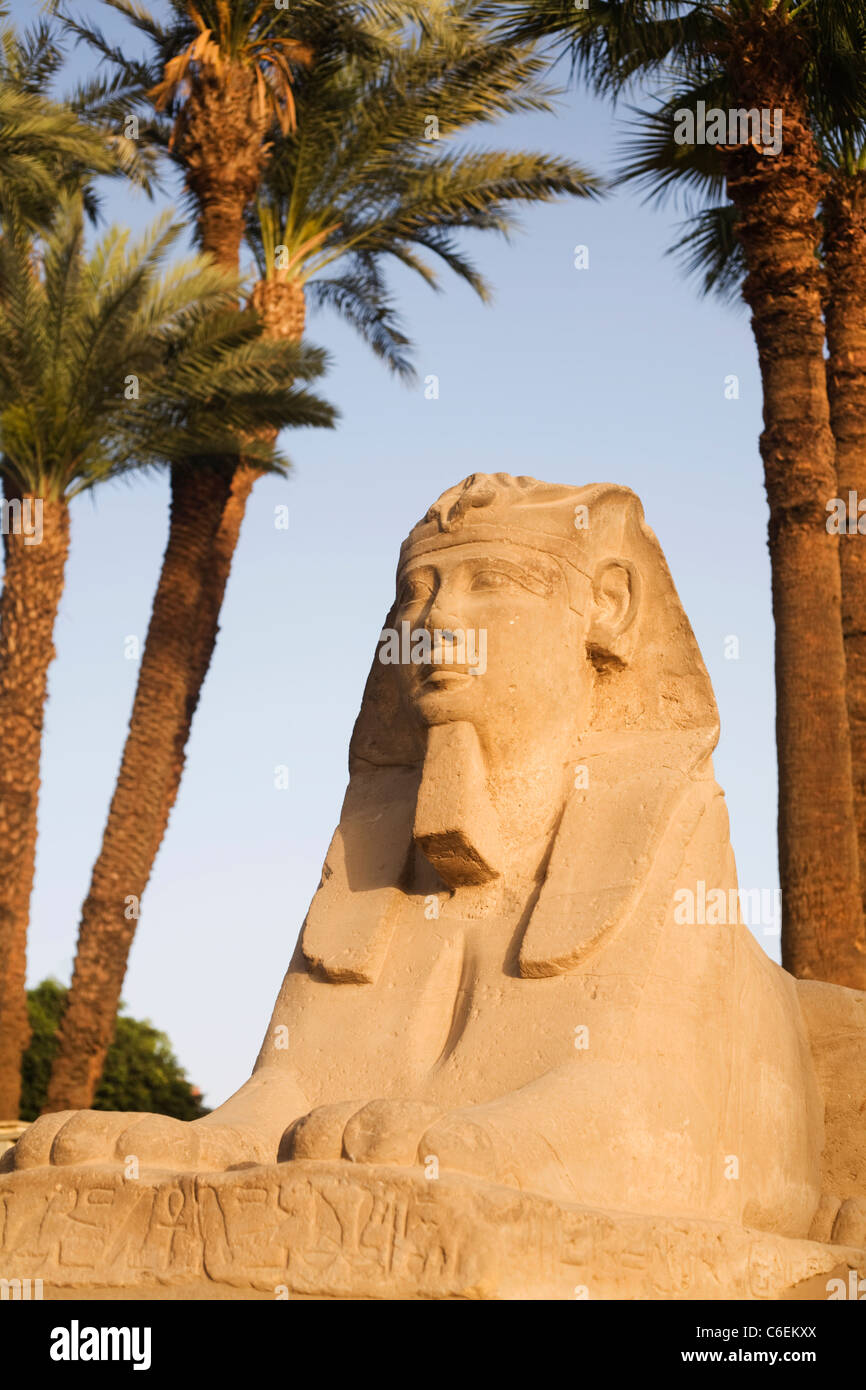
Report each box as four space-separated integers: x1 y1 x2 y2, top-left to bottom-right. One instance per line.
0 1163 863 1300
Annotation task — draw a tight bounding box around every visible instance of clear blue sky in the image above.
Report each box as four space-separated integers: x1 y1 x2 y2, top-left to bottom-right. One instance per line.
11 1 777 1106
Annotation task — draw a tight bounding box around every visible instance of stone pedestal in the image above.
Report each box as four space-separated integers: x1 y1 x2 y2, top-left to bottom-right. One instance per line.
0 1161 862 1300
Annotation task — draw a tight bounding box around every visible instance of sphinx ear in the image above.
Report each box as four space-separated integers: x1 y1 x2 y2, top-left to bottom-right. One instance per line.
587 559 640 669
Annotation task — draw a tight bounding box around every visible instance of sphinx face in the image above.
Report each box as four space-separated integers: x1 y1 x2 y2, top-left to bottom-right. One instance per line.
393 540 589 757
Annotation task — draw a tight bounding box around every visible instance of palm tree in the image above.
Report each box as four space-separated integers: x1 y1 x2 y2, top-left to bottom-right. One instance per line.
502 0 866 991
47 0 599 1110
250 4 597 355
821 149 866 960
614 94 866 986
38 0 374 1113
0 195 333 1119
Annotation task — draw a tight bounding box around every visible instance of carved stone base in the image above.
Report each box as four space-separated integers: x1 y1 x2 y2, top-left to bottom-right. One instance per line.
0 1161 862 1300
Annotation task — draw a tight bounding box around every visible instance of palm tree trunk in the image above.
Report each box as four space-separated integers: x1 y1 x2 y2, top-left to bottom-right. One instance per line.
0 487 69 1117
724 74 865 987
166 280 307 814
44 467 233 1112
45 279 306 1113
823 171 866 963
200 278 306 630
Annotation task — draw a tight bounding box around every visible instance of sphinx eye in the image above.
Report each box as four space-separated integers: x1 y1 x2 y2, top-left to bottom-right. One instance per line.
469 567 522 593
398 575 433 606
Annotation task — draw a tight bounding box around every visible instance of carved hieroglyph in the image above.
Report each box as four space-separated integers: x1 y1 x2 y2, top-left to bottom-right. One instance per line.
2 474 865 1300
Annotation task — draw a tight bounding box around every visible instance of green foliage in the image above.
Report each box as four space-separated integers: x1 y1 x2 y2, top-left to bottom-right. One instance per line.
0 193 335 499
57 0 425 157
59 2 598 376
20 979 209 1122
503 0 866 131
500 1 866 301
0 8 152 225
0 57 117 225
247 0 599 377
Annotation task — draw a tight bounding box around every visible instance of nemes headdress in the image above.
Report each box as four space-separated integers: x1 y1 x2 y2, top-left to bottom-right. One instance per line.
301 475 721 983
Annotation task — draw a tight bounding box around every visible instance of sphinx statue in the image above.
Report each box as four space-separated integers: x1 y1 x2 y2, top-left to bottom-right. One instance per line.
2 474 865 1300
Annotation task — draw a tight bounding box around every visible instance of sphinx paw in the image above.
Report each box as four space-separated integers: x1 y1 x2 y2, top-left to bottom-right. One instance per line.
10 1111 148 1169
341 1100 442 1164
279 1101 364 1162
416 1114 500 1183
279 1099 442 1166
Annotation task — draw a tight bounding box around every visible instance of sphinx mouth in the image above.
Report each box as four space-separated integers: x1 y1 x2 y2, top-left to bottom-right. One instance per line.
417 666 477 689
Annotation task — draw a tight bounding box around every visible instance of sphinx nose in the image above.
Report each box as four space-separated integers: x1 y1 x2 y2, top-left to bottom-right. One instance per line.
425 603 462 641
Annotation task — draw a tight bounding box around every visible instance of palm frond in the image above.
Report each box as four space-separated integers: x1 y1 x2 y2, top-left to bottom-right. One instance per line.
669 203 745 302
0 197 335 498
245 7 598 374
307 265 415 378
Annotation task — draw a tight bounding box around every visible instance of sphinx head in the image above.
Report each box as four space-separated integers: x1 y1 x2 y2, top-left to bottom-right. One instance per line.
361 474 717 777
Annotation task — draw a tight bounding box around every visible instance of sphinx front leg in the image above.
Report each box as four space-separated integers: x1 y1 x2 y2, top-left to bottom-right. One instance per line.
4 1109 274 1173
280 1099 444 1164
